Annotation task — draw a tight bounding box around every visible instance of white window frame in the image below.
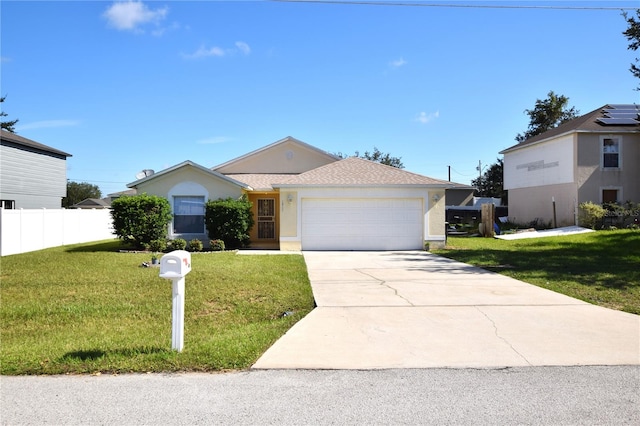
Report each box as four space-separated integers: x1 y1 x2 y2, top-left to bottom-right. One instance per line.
600 135 622 170
173 195 206 235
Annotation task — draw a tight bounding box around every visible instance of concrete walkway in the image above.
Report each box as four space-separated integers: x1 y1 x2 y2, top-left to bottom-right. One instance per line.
253 251 640 369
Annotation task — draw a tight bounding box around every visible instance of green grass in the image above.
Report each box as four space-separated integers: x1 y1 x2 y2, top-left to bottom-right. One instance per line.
0 240 314 375
433 229 640 315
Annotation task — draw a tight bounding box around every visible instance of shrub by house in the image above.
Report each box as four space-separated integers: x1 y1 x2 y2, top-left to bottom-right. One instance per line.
205 196 254 249
111 194 173 248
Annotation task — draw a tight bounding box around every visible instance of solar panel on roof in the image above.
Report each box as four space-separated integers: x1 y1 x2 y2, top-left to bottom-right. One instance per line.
607 104 639 109
603 112 639 118
596 117 640 125
603 109 639 115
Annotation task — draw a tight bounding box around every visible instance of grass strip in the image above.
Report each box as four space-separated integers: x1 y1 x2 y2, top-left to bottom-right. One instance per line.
433 229 640 315
0 240 314 375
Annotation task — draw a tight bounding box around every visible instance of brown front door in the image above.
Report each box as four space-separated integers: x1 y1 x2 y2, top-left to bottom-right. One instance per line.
257 198 276 239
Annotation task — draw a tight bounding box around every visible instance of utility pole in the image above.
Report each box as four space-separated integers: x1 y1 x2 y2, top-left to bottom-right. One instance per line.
448 165 451 182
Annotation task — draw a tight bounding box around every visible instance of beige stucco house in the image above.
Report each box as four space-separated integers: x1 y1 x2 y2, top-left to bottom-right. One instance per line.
128 137 452 250
501 104 639 227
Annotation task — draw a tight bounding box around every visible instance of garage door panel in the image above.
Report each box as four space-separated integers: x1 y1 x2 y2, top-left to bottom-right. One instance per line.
301 198 423 250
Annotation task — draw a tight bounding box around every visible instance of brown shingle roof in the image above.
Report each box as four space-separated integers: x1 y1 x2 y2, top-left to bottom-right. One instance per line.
224 174 298 191
272 157 452 187
501 104 640 153
0 129 72 157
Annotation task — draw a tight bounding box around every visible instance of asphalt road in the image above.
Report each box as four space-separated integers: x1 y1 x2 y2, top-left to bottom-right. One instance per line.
2 366 639 425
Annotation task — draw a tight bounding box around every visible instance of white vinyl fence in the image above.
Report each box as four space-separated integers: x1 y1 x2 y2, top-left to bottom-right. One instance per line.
0 208 114 256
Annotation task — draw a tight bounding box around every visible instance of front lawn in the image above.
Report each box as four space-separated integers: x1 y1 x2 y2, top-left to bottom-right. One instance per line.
433 229 640 315
0 240 314 375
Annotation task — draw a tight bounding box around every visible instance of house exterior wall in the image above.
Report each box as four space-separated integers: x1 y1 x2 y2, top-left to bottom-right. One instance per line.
0 142 68 209
507 183 578 227
503 135 575 190
576 132 640 204
215 140 337 174
278 186 445 251
134 166 244 241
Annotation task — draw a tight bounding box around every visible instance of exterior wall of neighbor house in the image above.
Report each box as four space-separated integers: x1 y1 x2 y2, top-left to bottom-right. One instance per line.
507 183 578 227
214 141 337 174
576 132 640 204
0 143 68 209
134 166 244 241
503 134 577 226
278 186 445 251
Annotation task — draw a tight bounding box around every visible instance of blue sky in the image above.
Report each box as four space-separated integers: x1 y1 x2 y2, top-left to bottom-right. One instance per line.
2 0 638 196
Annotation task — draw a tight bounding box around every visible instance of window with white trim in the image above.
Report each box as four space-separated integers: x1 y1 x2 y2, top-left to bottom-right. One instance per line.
1 200 15 209
602 137 621 169
173 196 205 234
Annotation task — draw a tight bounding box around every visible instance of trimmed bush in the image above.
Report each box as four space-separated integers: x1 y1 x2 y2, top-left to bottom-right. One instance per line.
147 239 167 253
188 239 203 252
169 238 187 251
579 201 606 229
111 194 172 248
205 196 254 249
210 239 225 251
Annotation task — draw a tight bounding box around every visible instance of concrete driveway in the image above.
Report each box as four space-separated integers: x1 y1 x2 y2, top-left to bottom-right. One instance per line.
253 251 639 369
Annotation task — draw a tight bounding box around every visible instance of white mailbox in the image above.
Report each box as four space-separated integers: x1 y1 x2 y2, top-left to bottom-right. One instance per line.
158 250 192 352
159 250 191 279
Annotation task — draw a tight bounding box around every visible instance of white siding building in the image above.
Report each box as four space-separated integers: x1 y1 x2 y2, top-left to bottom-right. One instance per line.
0 130 72 209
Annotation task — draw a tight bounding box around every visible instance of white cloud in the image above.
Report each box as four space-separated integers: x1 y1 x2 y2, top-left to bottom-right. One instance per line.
182 45 226 59
182 42 251 59
415 110 439 124
390 57 407 69
17 120 80 131
103 1 168 32
196 136 231 145
235 41 251 55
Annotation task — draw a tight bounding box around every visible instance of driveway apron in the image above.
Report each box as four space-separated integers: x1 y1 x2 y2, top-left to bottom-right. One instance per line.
252 251 640 369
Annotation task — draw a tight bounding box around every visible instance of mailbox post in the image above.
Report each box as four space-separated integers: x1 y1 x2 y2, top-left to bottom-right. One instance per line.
159 250 192 352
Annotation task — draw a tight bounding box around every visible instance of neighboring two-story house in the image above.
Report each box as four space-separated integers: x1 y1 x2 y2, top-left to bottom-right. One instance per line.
500 104 639 227
0 130 71 209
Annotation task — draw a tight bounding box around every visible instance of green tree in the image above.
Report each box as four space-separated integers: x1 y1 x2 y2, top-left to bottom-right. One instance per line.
110 194 172 248
515 91 579 142
336 147 404 168
623 9 640 89
62 181 102 208
471 158 507 203
1 95 19 133
205 196 254 249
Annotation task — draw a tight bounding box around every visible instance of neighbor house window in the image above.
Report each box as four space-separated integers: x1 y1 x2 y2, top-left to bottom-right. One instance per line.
602 189 618 204
602 137 620 168
173 196 205 234
0 200 15 209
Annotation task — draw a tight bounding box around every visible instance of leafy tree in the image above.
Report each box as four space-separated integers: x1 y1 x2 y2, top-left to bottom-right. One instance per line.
471 158 507 203
515 91 579 142
1 95 19 133
62 181 102 208
111 194 173 248
623 9 640 89
205 196 254 249
335 147 404 168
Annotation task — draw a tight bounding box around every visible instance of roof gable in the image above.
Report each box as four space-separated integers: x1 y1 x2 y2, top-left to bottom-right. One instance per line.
213 136 339 174
501 104 640 153
127 160 250 189
273 157 452 187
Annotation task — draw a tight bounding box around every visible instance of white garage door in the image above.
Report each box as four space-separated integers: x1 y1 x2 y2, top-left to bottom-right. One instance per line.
301 198 424 250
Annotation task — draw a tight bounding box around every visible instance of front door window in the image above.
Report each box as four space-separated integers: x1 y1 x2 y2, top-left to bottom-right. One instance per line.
257 198 275 239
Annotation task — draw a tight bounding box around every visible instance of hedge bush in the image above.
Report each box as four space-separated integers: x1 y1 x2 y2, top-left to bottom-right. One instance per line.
110 194 173 248
205 196 254 249
210 239 225 251
188 239 203 252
